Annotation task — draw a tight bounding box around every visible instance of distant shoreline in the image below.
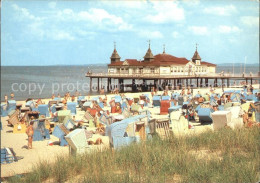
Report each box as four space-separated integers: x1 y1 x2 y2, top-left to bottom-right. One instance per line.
1 63 259 67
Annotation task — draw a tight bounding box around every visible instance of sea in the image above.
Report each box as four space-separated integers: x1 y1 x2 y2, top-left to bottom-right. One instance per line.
1 64 259 101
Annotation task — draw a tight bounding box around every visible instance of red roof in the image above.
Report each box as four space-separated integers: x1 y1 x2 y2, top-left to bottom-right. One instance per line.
201 61 216 66
108 53 216 67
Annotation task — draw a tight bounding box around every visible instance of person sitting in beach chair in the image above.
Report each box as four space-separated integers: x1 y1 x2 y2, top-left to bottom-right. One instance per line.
115 103 122 113
36 99 44 105
71 95 75 102
62 98 67 105
51 94 55 100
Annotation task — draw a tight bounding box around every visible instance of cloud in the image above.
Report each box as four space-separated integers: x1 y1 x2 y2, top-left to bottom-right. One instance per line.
137 30 164 39
172 31 180 38
182 0 200 6
144 1 185 23
52 31 75 41
27 22 75 41
48 2 56 9
12 4 43 21
240 16 259 27
188 26 209 35
203 5 237 16
100 0 144 9
56 8 132 31
218 25 242 34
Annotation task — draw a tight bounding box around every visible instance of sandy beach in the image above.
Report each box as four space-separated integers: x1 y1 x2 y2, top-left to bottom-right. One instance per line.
1 85 259 178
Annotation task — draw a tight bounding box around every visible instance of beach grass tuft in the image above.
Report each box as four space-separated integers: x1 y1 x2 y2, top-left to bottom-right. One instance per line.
6 127 260 183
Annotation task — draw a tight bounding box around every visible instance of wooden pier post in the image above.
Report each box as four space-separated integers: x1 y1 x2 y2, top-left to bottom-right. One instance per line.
186 79 188 87
174 79 176 90
205 78 208 87
214 78 217 87
107 78 111 91
200 78 203 87
227 78 230 88
250 78 253 85
143 79 147 91
97 78 100 92
196 78 199 88
132 79 136 92
90 78 92 92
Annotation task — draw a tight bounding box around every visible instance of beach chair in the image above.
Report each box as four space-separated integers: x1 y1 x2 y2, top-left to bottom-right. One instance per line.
121 101 128 111
152 95 161 107
82 101 91 111
224 102 232 109
168 105 181 114
7 100 16 114
67 102 77 115
106 115 147 148
54 97 61 101
155 118 171 139
130 103 140 114
195 105 201 113
32 120 50 141
38 104 50 117
212 111 232 130
218 105 225 111
161 95 170 101
65 129 88 155
172 93 180 100
99 113 113 126
115 96 122 103
48 100 57 107
134 98 139 104
127 98 133 106
64 118 75 130
178 96 184 106
123 108 131 118
7 110 19 126
57 110 71 124
197 108 214 123
1 148 14 164
91 97 99 102
1 104 8 117
160 100 170 115
53 124 69 146
98 102 104 109
170 112 188 133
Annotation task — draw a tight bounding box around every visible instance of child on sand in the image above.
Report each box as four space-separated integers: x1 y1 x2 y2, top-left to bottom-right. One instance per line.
26 121 34 149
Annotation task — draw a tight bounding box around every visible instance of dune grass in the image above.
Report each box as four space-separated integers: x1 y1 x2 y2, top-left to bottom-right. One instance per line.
6 127 260 183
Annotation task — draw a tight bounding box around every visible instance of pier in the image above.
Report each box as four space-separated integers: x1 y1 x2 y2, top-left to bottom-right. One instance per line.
86 72 260 93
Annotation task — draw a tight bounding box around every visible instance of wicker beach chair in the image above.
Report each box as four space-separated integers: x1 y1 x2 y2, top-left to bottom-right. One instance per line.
155 118 171 139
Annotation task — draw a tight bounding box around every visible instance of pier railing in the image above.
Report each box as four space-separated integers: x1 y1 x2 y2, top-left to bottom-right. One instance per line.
86 72 259 78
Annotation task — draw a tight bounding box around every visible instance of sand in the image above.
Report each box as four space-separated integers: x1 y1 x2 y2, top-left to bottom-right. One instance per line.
1 85 258 178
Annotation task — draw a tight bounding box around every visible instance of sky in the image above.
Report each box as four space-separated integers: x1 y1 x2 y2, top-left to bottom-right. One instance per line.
1 0 259 66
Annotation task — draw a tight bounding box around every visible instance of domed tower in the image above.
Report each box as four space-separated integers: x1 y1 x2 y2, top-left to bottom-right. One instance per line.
143 40 154 62
110 42 121 63
192 43 201 65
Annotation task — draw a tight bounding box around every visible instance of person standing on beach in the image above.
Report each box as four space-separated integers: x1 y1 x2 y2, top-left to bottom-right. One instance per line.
4 95 8 103
10 92 14 100
26 121 34 149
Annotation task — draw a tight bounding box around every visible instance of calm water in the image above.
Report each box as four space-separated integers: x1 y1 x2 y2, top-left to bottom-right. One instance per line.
1 64 259 101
